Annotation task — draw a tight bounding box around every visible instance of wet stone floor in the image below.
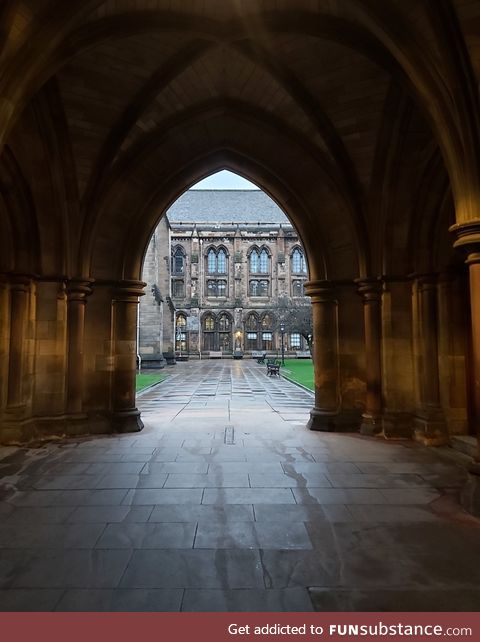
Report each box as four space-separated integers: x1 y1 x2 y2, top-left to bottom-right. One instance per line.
0 360 479 612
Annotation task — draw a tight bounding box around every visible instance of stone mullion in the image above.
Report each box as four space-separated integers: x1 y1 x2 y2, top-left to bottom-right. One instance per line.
356 278 383 435
305 280 339 431
111 280 145 433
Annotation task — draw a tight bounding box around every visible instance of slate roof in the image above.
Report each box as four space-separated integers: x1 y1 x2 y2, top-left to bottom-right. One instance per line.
165 190 289 224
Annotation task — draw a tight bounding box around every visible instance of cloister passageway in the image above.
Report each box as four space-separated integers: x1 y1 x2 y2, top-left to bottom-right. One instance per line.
0 362 478 612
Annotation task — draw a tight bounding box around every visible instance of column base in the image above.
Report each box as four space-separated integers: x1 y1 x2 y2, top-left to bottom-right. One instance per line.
111 409 144 434
307 408 346 432
381 412 413 439
414 413 449 446
360 413 382 436
461 463 480 517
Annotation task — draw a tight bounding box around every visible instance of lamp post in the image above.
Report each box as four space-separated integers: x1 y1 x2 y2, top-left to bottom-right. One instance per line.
280 321 285 366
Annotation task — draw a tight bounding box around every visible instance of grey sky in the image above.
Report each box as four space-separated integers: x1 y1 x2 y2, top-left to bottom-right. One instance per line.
191 170 260 190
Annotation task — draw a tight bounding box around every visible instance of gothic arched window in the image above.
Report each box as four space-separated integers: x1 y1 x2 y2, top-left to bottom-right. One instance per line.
207 249 216 274
219 313 231 332
172 247 185 274
246 314 258 331
249 250 259 273
217 249 227 274
204 315 215 331
259 249 269 274
292 248 306 274
262 314 273 330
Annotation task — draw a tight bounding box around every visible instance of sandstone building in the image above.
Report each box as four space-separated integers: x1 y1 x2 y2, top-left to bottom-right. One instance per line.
0 0 480 515
139 189 311 364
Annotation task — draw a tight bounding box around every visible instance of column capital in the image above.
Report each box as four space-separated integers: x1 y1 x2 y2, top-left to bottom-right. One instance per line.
112 279 146 302
66 278 93 302
450 219 480 264
355 277 382 301
412 273 438 291
7 273 32 292
304 280 336 303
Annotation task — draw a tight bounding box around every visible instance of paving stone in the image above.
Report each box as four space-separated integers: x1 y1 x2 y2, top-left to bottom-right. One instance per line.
0 523 105 549
194 521 312 549
182 588 313 612
0 589 63 611
96 522 196 548
68 506 153 523
164 473 250 488
149 505 255 522
126 488 204 505
120 549 265 588
56 588 183 612
1 550 132 589
0 360 475 612
203 488 296 504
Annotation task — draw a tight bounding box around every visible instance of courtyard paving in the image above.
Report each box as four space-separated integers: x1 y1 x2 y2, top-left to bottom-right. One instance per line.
0 360 479 612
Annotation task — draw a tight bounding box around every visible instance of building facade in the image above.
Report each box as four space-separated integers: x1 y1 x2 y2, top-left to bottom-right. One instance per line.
139 190 311 364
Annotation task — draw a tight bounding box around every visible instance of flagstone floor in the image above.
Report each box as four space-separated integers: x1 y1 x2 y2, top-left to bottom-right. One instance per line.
0 360 479 612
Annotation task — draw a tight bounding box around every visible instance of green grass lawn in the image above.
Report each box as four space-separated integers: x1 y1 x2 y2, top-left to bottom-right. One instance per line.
281 358 314 391
135 372 168 392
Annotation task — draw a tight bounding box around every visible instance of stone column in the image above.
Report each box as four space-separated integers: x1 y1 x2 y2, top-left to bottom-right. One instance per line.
7 275 30 408
111 280 145 433
0 276 9 414
413 274 448 445
356 278 383 435
66 279 92 415
451 224 480 435
305 280 339 431
437 269 469 436
450 220 480 514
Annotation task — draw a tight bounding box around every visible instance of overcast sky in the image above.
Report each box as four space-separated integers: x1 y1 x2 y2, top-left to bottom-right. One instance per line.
191 170 259 190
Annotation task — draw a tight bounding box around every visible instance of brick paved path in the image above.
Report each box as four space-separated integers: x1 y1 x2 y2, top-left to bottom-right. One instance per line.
0 360 478 612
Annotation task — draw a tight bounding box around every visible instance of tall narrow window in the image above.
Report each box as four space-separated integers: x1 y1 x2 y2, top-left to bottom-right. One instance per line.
292 248 306 274
246 314 258 331
249 280 258 296
262 314 273 329
217 249 227 274
217 280 227 297
207 280 217 297
172 247 185 274
203 314 215 351
258 280 269 296
173 280 184 298
176 314 188 352
207 249 216 273
204 315 215 331
259 249 269 274
219 314 230 331
250 250 259 273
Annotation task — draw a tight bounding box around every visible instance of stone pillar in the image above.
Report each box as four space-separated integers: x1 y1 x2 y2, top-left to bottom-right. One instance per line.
0 276 9 415
305 280 339 431
450 220 480 514
437 270 469 435
356 278 383 435
6 275 30 408
111 280 145 433
413 274 448 445
66 279 92 415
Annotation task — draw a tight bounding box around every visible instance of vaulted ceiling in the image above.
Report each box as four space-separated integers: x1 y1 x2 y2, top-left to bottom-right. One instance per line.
1 0 479 281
